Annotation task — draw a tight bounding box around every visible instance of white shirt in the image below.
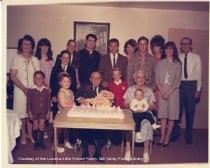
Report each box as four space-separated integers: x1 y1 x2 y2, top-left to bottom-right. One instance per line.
110 53 118 68
114 79 122 86
179 51 202 91
61 64 67 71
130 98 149 112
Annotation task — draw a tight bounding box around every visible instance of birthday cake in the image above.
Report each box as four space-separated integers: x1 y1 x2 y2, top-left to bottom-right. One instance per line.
66 105 125 119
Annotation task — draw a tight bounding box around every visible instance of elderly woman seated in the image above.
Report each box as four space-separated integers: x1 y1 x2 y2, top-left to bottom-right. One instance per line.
123 70 156 163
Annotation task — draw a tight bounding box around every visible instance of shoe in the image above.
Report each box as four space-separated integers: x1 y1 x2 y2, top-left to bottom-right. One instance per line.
74 139 82 153
26 134 35 143
44 132 48 139
20 139 27 145
65 141 74 149
124 150 131 161
143 152 150 163
39 141 47 150
93 152 105 162
162 143 170 147
185 138 192 144
33 142 40 150
81 152 89 161
156 142 163 146
152 123 161 129
106 139 112 151
57 146 65 153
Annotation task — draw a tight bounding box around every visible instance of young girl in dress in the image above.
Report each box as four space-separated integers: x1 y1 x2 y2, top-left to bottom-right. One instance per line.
35 38 54 87
56 72 75 153
27 71 51 150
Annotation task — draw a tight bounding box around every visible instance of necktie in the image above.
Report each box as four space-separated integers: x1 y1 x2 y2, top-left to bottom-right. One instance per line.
62 65 66 71
93 86 97 97
113 54 116 68
184 54 188 79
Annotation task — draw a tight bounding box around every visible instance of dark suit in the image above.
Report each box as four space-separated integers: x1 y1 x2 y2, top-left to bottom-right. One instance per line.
76 82 108 160
98 53 128 82
78 49 101 84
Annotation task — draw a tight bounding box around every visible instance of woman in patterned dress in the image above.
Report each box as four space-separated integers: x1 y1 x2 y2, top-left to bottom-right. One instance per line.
10 35 40 144
155 41 182 147
123 70 156 163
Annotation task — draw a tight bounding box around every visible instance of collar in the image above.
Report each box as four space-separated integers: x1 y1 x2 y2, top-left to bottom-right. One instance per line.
114 79 122 85
33 85 47 92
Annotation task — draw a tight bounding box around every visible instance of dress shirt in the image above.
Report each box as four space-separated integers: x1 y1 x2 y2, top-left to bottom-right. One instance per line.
61 64 67 71
110 53 118 68
179 51 202 91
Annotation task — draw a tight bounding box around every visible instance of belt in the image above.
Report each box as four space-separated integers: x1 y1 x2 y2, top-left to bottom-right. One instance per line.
181 80 197 84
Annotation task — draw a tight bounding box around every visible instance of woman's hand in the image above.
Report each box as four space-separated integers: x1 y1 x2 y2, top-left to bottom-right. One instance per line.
28 111 34 120
23 87 29 96
46 111 50 120
162 91 171 100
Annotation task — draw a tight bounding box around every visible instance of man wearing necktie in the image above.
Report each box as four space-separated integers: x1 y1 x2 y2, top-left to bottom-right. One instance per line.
76 71 108 162
98 38 128 87
172 37 202 144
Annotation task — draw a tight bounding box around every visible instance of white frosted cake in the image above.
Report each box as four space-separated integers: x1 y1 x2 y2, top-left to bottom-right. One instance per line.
66 105 125 119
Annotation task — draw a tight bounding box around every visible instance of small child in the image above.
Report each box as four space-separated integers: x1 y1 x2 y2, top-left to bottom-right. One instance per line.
130 89 160 141
27 71 51 150
57 72 75 152
108 68 128 108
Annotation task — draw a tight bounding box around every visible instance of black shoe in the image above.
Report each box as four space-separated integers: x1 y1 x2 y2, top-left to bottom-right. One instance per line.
162 143 170 148
185 138 192 144
33 142 40 150
81 152 89 161
156 142 163 146
93 152 105 162
39 141 47 150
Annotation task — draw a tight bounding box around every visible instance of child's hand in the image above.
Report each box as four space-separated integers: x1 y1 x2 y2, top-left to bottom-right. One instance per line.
46 111 50 120
137 108 144 113
28 111 34 120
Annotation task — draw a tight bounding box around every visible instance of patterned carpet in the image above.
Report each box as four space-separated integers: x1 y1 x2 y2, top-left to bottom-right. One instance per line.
12 124 208 165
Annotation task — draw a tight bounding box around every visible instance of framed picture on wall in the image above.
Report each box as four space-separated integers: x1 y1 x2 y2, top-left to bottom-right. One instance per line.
74 21 110 56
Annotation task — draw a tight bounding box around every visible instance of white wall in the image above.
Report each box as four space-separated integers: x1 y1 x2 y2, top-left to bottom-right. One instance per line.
7 4 208 57
7 4 209 128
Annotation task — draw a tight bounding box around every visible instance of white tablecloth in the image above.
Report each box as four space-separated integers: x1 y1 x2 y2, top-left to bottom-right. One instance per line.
7 109 21 163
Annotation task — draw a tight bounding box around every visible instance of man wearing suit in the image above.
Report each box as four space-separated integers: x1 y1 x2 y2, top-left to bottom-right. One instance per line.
76 71 108 162
78 33 101 85
99 38 128 87
98 38 127 146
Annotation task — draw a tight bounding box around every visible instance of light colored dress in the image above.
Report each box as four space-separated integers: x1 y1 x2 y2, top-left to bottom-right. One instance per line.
10 54 40 118
58 88 74 112
40 60 54 86
156 58 181 120
123 86 156 141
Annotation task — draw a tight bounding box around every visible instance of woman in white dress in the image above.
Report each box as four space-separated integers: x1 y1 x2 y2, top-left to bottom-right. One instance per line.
10 35 40 144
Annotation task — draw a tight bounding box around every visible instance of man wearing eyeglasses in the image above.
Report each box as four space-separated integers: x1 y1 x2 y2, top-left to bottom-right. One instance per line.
175 37 202 144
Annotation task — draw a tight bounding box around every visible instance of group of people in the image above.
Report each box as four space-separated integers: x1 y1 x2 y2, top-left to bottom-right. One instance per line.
9 33 202 163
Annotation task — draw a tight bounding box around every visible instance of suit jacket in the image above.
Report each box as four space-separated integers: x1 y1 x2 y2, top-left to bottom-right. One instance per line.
78 49 101 84
98 53 128 82
76 82 108 100
50 64 77 98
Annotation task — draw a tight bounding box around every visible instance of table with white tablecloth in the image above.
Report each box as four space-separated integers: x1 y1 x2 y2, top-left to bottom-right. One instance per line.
7 109 21 163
